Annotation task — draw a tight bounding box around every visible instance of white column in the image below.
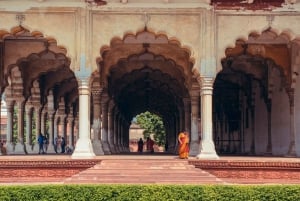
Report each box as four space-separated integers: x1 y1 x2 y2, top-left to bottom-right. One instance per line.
33 107 42 153
46 111 56 153
72 76 95 158
5 101 14 153
67 116 74 150
183 98 191 132
25 105 33 153
190 95 200 156
287 89 296 156
197 77 219 159
14 100 26 154
101 94 111 154
114 112 120 153
108 101 116 153
91 89 104 155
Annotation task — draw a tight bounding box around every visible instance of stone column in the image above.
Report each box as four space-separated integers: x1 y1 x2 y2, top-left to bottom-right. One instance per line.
287 89 296 156
190 95 200 156
47 110 56 153
100 94 111 154
114 112 120 153
91 89 104 155
25 105 33 154
265 100 272 155
117 114 122 153
33 107 42 153
197 77 219 159
67 116 74 150
41 110 46 135
183 98 191 132
108 101 116 153
14 99 26 154
72 76 95 158
5 101 14 153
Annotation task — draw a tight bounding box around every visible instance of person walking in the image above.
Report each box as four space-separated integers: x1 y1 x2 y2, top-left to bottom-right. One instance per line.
178 131 189 159
146 137 154 154
137 138 144 153
61 137 66 153
38 133 45 154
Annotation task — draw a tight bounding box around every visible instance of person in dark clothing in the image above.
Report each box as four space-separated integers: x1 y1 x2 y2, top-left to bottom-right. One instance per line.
138 138 144 153
146 137 154 154
61 137 66 153
38 133 45 154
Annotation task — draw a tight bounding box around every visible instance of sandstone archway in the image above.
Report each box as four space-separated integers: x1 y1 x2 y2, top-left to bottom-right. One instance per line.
0 25 78 154
214 28 300 156
93 29 200 154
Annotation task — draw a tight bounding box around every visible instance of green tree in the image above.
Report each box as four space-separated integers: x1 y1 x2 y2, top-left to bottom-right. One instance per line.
135 111 166 146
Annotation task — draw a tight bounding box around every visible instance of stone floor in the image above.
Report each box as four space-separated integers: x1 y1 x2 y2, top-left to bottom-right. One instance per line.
0 153 300 185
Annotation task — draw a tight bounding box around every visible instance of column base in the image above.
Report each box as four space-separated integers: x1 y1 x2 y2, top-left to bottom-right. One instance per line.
72 137 95 159
14 142 27 154
102 141 111 154
26 144 34 154
196 151 219 160
114 145 120 153
5 143 14 154
196 140 219 160
46 144 57 154
109 144 117 154
189 141 199 156
286 142 296 157
92 140 104 155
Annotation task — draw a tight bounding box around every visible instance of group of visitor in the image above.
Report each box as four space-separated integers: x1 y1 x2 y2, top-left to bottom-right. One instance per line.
38 133 48 154
136 131 190 159
137 137 155 153
54 136 66 154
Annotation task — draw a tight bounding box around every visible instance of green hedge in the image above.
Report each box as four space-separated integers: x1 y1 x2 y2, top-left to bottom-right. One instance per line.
0 184 299 201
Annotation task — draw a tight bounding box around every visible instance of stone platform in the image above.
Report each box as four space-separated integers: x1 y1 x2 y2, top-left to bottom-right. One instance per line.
0 154 300 185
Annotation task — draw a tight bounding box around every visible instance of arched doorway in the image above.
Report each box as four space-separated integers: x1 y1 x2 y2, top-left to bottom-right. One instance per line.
214 29 300 157
0 26 79 155
91 29 201 155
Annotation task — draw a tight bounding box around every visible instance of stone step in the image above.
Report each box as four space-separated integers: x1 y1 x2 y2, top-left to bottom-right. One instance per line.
64 159 225 184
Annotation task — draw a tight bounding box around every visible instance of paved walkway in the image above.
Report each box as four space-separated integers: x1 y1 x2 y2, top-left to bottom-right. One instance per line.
1 153 300 185
1 153 300 162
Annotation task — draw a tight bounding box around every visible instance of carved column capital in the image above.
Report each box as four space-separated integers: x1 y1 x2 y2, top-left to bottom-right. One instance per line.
200 77 214 96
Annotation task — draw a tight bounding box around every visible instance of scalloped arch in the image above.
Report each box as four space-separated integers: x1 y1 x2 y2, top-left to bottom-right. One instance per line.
0 26 67 55
97 29 196 89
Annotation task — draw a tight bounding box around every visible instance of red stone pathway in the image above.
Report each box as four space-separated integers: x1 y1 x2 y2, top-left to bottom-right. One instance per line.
64 159 224 184
0 154 300 185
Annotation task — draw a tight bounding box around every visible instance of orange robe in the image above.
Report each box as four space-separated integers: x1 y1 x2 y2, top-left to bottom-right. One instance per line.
178 132 189 159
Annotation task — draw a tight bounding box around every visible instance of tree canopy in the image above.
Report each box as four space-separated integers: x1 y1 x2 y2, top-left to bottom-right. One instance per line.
135 111 166 146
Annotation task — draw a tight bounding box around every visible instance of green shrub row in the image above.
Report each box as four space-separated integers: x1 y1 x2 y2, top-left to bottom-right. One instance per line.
0 184 299 201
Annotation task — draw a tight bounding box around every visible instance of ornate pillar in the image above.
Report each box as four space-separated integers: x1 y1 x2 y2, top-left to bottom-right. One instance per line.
91 89 104 155
66 116 74 150
197 77 219 159
287 89 296 156
100 93 111 154
14 99 26 154
190 94 200 156
183 98 191 132
5 101 14 153
25 105 33 154
72 75 95 158
265 100 272 155
41 110 46 135
108 101 116 153
113 110 119 153
33 106 42 153
47 110 56 153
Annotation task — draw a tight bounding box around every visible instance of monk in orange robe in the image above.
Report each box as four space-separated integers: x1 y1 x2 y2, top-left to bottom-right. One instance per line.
178 131 189 159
